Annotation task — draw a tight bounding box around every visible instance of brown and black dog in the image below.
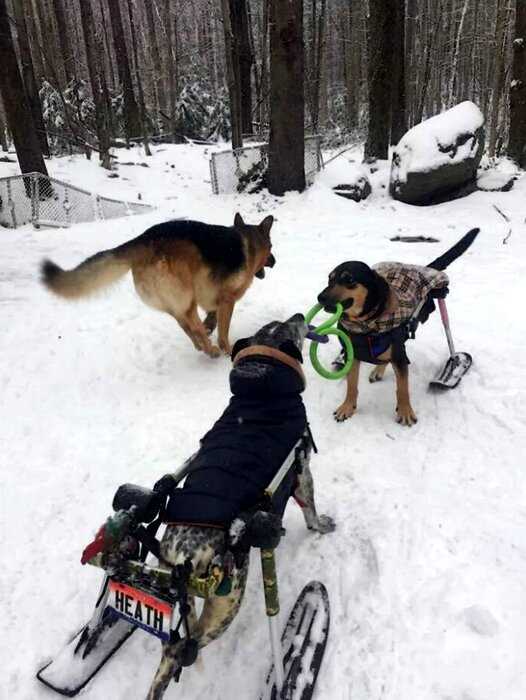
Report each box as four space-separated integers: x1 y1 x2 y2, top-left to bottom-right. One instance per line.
317 230 478 426
41 213 275 357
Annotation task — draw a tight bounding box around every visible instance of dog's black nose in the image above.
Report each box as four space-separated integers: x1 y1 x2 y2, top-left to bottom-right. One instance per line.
317 290 330 305
317 290 337 313
287 312 305 324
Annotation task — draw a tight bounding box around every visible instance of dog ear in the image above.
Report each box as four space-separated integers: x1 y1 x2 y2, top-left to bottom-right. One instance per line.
231 337 251 361
234 212 245 228
259 215 274 236
279 340 303 363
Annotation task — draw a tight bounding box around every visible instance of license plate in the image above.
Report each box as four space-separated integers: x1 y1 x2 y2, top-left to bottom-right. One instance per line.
107 580 173 641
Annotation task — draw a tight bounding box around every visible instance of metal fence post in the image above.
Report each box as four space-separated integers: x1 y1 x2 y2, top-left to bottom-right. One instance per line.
31 173 38 228
7 179 16 228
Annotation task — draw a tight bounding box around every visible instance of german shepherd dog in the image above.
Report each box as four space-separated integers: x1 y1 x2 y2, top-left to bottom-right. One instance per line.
317 230 479 426
146 313 334 699
40 213 275 357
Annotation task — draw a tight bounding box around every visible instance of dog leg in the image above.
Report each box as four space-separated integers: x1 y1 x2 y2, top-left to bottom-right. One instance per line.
203 311 217 335
294 443 335 534
184 306 221 358
173 315 202 351
216 301 235 355
392 362 417 426
194 582 246 647
146 561 248 700
369 364 387 383
146 638 187 700
334 359 360 422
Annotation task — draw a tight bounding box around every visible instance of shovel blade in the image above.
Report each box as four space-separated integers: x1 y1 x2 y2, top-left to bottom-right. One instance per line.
429 352 472 389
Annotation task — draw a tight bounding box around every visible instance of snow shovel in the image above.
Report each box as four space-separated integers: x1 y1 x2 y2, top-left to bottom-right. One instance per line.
429 298 472 389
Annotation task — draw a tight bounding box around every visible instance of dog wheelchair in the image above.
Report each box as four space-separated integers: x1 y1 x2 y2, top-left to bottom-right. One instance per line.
37 433 330 700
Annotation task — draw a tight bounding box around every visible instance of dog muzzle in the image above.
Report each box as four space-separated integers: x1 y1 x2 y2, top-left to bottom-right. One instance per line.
255 253 276 280
317 290 354 313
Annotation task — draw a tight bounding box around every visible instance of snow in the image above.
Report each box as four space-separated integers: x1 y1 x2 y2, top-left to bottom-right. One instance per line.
318 156 370 189
477 156 520 191
2 144 526 700
392 101 484 183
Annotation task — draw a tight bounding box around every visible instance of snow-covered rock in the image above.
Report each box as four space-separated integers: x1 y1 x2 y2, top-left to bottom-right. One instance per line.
390 101 485 205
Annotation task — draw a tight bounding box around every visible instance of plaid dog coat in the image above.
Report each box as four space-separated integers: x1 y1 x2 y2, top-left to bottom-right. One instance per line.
339 263 449 364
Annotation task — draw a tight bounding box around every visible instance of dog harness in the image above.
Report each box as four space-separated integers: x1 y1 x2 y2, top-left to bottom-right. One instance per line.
339 263 449 364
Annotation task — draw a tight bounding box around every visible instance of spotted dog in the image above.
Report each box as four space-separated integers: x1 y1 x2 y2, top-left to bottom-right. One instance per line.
147 313 335 700
317 229 479 426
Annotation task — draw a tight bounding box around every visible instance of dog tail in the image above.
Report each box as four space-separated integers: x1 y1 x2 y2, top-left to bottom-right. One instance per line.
41 247 132 300
428 228 480 271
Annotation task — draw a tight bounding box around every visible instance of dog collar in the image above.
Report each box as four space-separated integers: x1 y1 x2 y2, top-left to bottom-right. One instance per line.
233 345 306 389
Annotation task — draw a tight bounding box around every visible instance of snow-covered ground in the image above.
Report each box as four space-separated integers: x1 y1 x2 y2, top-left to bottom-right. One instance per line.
2 144 526 700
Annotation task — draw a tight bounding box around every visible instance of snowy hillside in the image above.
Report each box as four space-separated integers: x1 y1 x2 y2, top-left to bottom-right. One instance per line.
2 144 526 700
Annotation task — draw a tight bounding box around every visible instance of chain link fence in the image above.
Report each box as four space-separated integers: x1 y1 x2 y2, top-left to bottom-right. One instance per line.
209 135 323 195
0 172 153 229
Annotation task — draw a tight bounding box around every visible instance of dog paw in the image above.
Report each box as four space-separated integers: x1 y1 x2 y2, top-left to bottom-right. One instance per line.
396 404 418 426
208 345 221 359
309 514 336 534
333 401 356 422
218 339 232 356
369 367 385 383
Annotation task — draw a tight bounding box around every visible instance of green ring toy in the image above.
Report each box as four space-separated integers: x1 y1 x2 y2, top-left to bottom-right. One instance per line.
305 303 354 380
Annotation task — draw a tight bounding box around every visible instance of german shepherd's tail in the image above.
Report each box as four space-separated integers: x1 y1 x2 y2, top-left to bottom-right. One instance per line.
428 228 479 271
41 248 132 300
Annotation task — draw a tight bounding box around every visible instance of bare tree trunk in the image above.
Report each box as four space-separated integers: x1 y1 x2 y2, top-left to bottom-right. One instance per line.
230 0 254 135
12 0 49 156
0 95 10 151
414 1 443 124
0 0 48 175
254 0 269 134
364 0 396 160
79 0 112 169
488 0 507 158
51 0 74 84
33 0 59 84
100 0 117 92
470 0 480 102
508 0 526 167
406 0 418 126
22 0 43 84
391 0 407 144
267 0 305 194
342 2 358 129
108 0 142 142
145 0 165 116
164 0 178 140
309 0 326 132
127 0 151 156
448 0 471 105
221 0 242 148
